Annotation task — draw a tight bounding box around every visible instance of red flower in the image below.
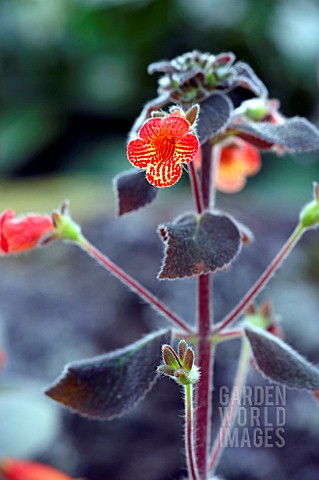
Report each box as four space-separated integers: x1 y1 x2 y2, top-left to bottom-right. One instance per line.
195 138 261 193
0 459 74 480
127 113 199 188
216 138 261 193
0 210 54 255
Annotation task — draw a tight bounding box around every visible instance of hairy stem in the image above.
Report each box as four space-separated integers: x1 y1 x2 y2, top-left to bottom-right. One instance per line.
185 384 200 480
77 238 192 333
200 141 212 210
194 141 215 479
214 223 305 334
188 161 204 214
208 339 250 473
195 274 213 479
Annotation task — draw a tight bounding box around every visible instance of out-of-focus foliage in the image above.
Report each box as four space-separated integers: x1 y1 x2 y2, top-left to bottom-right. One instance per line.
0 0 318 180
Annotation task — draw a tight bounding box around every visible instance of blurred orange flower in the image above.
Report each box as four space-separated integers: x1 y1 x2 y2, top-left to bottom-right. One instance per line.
127 113 199 188
0 459 74 480
196 138 261 193
0 210 54 255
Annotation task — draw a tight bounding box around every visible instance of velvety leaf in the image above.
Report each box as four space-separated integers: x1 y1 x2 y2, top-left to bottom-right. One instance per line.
147 60 176 74
230 117 319 152
113 170 158 215
158 212 241 279
196 93 233 145
232 62 268 98
45 329 171 420
245 325 319 391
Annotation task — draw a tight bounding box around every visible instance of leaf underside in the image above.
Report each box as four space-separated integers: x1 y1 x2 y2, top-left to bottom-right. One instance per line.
158 212 241 279
231 116 319 152
114 170 158 215
196 93 233 145
245 325 319 391
45 329 171 420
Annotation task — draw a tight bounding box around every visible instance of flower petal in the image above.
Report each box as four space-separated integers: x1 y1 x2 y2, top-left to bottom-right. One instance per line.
0 211 54 255
215 138 261 193
215 169 247 193
139 117 163 141
162 115 190 139
240 141 261 176
146 161 182 188
215 150 247 193
0 210 14 253
0 458 74 480
173 134 199 164
127 139 156 169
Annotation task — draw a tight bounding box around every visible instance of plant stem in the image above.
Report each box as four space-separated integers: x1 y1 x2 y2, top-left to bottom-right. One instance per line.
212 329 243 344
194 141 214 479
195 274 212 479
188 161 204 214
208 143 220 209
77 237 193 333
185 384 200 480
200 141 212 210
208 339 250 473
214 223 305 334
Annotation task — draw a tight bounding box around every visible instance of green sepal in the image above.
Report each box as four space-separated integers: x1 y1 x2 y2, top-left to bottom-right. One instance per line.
299 198 319 229
52 201 83 243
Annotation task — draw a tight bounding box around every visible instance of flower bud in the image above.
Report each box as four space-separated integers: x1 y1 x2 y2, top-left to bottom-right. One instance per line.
299 184 319 229
52 201 83 243
158 341 200 386
0 209 55 255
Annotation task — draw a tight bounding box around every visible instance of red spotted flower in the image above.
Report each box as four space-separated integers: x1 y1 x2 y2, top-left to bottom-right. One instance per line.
0 459 76 480
127 111 200 188
0 210 54 255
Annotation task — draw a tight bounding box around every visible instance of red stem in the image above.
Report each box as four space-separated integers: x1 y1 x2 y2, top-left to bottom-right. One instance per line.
188 161 204 214
213 223 304 334
78 238 193 333
195 274 212 479
193 140 214 479
200 142 212 210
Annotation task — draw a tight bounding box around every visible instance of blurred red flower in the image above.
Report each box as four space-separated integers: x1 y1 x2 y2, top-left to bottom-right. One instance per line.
127 113 199 188
195 138 261 193
0 210 54 255
0 459 74 480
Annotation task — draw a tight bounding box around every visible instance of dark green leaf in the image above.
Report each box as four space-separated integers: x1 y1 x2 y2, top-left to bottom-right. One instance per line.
197 93 233 145
45 329 171 420
245 325 319 391
113 170 158 215
158 212 241 279
231 117 319 152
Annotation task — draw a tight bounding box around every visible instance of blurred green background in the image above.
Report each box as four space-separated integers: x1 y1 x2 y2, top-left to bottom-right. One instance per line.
0 0 319 216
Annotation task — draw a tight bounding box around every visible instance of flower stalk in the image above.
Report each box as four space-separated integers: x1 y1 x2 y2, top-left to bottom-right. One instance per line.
214 222 305 334
77 238 192 333
194 141 215 479
209 338 251 473
185 384 200 480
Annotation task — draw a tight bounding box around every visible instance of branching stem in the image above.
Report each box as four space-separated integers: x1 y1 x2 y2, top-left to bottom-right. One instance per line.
208 339 251 473
77 238 193 333
214 223 305 334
